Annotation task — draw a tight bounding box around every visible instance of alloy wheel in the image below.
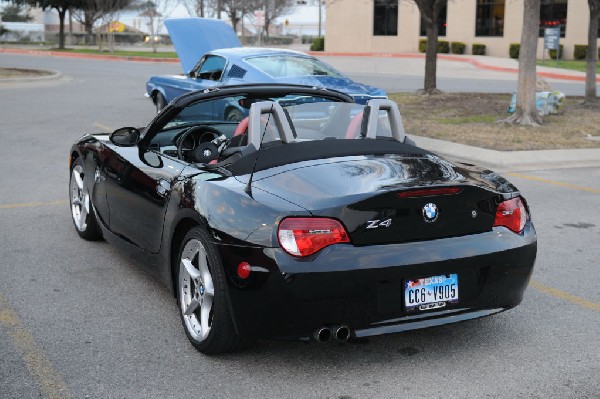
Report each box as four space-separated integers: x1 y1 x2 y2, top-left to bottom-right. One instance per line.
70 164 89 232
179 238 215 342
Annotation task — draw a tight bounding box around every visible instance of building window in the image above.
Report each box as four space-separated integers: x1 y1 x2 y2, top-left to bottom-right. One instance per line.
419 5 447 37
539 0 567 37
373 0 398 36
475 0 505 36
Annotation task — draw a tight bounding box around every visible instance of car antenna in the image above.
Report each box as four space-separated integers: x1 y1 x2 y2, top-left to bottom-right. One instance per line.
244 104 274 198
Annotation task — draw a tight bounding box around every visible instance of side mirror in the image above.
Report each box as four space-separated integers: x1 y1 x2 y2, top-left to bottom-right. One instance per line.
189 71 197 79
109 127 141 147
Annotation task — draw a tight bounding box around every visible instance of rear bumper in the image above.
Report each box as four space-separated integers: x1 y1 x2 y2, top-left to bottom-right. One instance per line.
216 223 537 340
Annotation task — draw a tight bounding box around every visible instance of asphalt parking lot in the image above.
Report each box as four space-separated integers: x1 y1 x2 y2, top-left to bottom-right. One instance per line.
1 53 599 399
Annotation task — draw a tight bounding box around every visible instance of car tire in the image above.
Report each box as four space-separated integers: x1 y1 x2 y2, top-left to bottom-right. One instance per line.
176 226 245 354
69 159 102 240
155 92 167 113
225 108 244 122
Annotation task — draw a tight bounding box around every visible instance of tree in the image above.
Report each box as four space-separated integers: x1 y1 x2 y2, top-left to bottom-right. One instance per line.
183 0 206 16
500 0 542 125
137 0 175 53
71 0 133 45
13 0 85 49
183 0 203 16
0 3 33 21
413 0 446 95
585 0 599 102
220 0 261 34
182 0 219 18
264 0 295 38
9 0 85 49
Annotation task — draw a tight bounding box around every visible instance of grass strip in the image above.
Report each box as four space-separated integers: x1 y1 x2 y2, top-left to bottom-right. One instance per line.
48 48 178 59
537 60 600 73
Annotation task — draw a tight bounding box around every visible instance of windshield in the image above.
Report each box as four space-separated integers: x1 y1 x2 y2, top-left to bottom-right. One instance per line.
245 55 343 78
162 94 339 131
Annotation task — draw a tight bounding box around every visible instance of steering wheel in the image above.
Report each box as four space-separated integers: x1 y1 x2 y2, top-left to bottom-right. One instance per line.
177 125 223 163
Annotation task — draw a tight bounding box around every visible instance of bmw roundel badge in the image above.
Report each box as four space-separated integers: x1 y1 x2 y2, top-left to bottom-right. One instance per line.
422 203 439 223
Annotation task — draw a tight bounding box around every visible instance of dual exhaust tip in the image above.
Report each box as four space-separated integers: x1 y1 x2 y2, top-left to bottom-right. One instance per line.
313 325 351 343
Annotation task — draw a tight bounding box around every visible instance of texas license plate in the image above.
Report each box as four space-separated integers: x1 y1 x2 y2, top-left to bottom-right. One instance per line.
404 274 459 312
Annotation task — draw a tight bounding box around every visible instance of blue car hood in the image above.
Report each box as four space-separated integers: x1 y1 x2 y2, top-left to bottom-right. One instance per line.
274 75 385 97
164 18 241 74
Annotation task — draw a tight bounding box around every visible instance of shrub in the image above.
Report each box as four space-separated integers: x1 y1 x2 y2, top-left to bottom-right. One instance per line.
548 44 564 59
509 43 520 59
574 45 587 60
418 39 451 54
265 36 293 45
301 35 314 44
472 43 486 55
437 40 450 53
310 37 324 51
451 42 466 55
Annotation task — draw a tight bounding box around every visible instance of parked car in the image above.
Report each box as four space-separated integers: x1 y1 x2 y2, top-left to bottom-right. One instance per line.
145 18 386 116
70 84 537 354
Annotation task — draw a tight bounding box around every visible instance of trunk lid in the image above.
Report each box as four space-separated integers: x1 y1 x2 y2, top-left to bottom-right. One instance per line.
254 155 512 245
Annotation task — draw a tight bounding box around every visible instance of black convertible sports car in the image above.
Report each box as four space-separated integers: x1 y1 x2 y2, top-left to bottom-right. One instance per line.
69 84 537 354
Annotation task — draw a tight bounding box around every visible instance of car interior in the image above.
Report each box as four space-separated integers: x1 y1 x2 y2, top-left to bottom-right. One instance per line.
147 93 406 167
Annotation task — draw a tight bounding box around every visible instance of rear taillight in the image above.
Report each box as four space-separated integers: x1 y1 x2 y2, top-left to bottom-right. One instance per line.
278 218 350 257
493 197 528 233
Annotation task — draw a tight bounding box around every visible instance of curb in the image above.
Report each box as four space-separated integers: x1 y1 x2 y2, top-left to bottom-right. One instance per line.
307 51 599 83
412 135 600 171
0 68 62 83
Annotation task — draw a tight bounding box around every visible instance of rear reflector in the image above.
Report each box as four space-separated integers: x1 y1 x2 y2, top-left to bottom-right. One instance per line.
278 218 350 257
397 187 462 198
493 197 527 233
237 262 251 279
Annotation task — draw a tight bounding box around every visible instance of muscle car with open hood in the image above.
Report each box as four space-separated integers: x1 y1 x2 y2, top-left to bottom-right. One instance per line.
70 84 537 354
145 18 386 116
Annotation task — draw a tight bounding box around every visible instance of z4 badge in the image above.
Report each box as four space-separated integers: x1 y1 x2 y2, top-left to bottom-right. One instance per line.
366 219 392 229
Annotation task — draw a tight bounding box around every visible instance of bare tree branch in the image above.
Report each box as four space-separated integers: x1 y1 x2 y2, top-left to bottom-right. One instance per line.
264 0 295 38
138 0 176 52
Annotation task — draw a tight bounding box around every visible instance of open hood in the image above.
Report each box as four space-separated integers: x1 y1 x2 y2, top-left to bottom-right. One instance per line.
164 18 241 75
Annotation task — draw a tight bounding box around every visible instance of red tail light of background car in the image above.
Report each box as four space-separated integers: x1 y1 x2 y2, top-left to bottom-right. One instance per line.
278 218 350 257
